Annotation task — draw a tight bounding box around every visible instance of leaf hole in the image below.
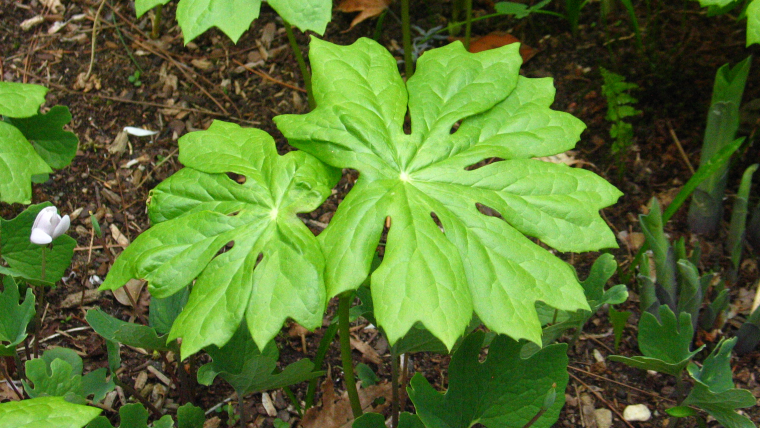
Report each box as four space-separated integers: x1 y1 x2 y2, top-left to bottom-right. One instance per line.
226 172 246 184
476 203 503 220
450 120 461 134
430 212 445 233
213 241 235 259
227 210 241 217
464 157 501 171
254 252 264 268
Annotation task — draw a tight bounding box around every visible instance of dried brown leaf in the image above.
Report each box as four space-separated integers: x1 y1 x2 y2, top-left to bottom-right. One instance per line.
302 378 392 428
337 0 392 30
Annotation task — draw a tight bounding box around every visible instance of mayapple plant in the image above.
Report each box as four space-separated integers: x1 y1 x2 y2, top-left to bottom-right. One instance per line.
276 37 622 349
102 36 621 360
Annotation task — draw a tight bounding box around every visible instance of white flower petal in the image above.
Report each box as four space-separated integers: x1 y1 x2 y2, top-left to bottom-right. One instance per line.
30 228 53 245
124 126 159 137
33 206 57 230
51 215 70 239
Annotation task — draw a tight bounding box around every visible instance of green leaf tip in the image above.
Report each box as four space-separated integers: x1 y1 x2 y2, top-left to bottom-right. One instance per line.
0 396 101 428
100 121 339 359
276 37 621 350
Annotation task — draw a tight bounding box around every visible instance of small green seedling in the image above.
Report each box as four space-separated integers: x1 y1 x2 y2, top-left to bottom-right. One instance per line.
127 70 142 87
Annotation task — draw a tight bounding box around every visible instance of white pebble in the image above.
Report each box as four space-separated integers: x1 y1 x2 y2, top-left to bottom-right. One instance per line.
623 404 651 421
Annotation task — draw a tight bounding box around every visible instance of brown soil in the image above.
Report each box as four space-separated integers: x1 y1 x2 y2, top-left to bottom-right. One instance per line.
1 0 759 427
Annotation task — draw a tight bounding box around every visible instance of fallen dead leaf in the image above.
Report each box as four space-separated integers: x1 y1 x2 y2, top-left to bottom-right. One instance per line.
109 224 130 247
73 72 101 92
109 130 129 154
350 334 383 365
0 380 20 401
452 32 538 62
337 0 392 30
59 288 101 309
112 278 145 306
302 378 392 428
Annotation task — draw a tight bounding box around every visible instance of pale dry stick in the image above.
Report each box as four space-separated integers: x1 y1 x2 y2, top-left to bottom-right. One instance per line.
568 365 677 403
85 0 108 80
231 59 308 94
667 120 695 174
569 372 636 428
75 244 128 252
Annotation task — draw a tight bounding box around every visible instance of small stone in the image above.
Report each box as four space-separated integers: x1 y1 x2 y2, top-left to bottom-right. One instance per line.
594 408 613 428
261 392 277 417
623 404 651 421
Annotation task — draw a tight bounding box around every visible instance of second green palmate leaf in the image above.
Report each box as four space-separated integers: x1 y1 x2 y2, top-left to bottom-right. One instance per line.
100 121 340 358
407 331 568 428
275 37 622 349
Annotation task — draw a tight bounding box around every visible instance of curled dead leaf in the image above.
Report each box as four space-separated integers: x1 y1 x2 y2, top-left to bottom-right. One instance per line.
452 32 538 62
337 0 392 30
112 278 145 306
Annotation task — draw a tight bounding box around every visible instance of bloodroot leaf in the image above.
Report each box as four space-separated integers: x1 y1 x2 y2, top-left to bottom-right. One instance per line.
100 121 340 358
275 37 621 349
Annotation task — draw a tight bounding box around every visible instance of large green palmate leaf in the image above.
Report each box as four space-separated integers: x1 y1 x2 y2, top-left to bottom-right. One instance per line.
0 396 101 428
100 121 339 358
140 0 331 44
6 105 79 169
275 38 621 349
0 121 53 204
0 81 47 118
406 331 568 428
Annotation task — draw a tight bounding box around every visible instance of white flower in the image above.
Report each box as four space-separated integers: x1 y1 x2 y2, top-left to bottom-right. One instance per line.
30 206 70 245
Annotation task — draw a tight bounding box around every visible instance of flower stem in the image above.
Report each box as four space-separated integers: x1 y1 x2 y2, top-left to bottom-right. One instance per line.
33 246 47 358
283 20 315 110
401 0 414 78
338 292 362 418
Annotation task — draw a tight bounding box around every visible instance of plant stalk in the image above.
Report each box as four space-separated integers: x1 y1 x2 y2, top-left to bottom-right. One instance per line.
239 395 247 428
150 5 163 40
283 20 315 110
464 0 473 50
390 351 400 428
401 0 414 77
338 292 363 418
